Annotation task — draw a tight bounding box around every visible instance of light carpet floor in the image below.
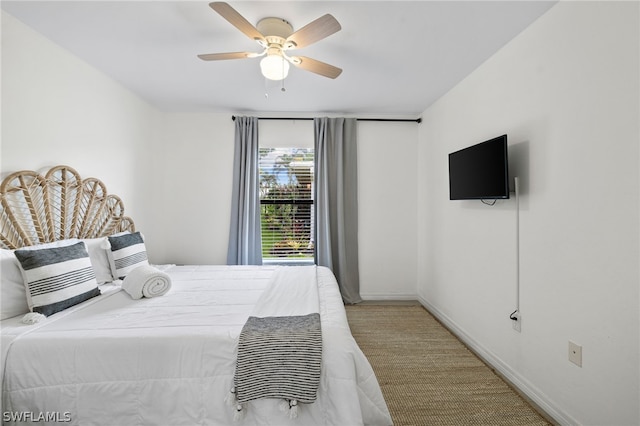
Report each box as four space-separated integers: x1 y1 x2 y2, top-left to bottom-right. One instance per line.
345 304 552 426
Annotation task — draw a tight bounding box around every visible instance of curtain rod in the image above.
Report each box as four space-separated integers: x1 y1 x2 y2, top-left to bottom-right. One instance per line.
231 115 421 123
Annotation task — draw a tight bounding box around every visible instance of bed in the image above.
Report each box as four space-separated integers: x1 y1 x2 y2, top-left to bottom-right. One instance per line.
0 165 392 425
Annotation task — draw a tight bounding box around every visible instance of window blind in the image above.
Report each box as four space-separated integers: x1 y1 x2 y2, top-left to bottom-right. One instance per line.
259 148 314 260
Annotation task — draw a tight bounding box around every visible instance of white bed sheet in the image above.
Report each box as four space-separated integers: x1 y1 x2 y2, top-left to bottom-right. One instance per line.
1 265 392 426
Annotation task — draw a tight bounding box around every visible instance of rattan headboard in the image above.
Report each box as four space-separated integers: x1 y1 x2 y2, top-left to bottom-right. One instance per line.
0 165 135 249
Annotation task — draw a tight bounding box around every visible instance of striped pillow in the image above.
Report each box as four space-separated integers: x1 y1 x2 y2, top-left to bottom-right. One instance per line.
107 232 149 279
14 242 101 317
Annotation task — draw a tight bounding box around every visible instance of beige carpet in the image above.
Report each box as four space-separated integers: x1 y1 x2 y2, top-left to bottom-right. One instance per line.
345 305 552 426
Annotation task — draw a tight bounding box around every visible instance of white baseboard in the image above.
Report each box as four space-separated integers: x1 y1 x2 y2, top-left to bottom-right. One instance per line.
360 293 418 301
417 296 578 426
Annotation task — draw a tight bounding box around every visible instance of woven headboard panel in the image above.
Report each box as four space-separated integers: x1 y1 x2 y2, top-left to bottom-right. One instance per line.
0 165 135 249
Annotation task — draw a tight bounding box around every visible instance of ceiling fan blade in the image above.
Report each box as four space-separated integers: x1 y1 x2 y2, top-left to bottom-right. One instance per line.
291 56 342 79
209 2 265 43
285 14 341 49
198 52 256 61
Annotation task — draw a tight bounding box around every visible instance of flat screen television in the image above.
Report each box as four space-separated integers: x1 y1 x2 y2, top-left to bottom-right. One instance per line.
448 134 510 200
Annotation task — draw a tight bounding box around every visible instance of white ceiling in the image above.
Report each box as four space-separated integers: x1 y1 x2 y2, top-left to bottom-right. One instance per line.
2 1 556 116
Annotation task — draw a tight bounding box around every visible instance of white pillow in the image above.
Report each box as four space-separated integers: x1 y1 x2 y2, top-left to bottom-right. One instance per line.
82 237 115 284
0 249 30 320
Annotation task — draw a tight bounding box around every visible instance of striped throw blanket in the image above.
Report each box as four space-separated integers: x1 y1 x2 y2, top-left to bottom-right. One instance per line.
230 266 322 419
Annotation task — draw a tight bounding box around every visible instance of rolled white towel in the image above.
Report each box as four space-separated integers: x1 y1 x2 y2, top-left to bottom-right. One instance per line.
122 265 172 300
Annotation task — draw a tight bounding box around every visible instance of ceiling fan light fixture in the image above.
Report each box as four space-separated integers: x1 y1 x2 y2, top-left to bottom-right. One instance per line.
199 3 343 80
260 55 290 81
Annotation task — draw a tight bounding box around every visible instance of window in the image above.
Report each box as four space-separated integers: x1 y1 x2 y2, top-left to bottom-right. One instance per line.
259 147 314 261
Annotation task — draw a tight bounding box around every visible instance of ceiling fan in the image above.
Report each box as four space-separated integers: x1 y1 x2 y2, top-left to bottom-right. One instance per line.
198 2 342 80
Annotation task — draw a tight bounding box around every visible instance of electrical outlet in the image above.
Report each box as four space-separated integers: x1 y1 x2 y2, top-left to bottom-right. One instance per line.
568 341 582 367
511 311 521 332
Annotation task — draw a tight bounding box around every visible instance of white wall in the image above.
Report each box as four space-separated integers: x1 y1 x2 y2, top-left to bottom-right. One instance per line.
145 113 235 264
358 121 417 299
1 11 159 228
417 2 639 425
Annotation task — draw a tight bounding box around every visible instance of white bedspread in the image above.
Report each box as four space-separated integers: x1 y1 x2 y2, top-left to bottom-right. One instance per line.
1 265 392 426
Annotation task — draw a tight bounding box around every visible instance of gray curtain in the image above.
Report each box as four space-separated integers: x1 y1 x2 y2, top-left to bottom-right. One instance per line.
314 117 362 304
227 116 262 265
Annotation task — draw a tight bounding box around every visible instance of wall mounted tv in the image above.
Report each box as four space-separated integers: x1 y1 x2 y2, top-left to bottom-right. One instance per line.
448 134 510 200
